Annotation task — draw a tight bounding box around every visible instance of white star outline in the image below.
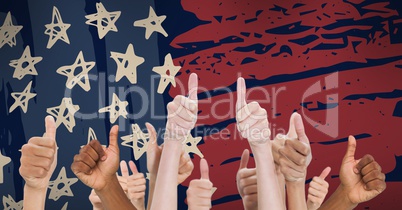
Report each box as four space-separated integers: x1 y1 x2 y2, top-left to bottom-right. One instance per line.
81 127 106 148
2 194 22 210
56 51 95 92
134 6 168 40
110 43 145 84
152 53 181 94
9 81 37 113
183 133 204 158
0 11 23 48
48 167 78 201
61 202 68 210
46 97 80 133
120 124 150 160
85 2 121 39
98 93 128 124
44 6 71 49
9 45 43 80
0 150 11 184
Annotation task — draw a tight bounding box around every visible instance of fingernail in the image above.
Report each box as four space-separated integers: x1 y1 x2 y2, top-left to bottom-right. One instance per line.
353 167 359 174
101 155 107 161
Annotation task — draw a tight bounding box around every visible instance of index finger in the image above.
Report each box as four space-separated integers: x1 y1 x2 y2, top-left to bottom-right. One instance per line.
188 73 198 101
236 77 246 112
120 160 129 177
200 158 209 180
355 154 374 174
44 115 56 140
88 140 106 160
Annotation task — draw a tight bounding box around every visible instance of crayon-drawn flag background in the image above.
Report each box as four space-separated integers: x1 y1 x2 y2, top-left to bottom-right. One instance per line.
0 0 401 209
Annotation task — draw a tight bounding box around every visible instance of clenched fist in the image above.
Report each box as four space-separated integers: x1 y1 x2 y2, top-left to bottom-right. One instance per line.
20 116 57 190
187 159 213 210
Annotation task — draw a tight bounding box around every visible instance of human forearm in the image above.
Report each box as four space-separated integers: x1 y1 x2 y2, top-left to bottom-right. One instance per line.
318 185 356 210
146 176 156 210
150 140 182 210
93 206 104 210
96 175 136 210
251 144 284 210
286 181 307 210
277 172 287 209
23 185 47 210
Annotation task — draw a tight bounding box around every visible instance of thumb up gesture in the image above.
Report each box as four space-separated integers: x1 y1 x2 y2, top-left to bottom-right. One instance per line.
187 159 213 210
20 116 58 190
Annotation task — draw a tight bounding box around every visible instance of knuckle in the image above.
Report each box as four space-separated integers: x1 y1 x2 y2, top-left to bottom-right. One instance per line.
239 179 246 187
373 170 381 178
38 168 47 177
80 146 88 153
299 157 306 165
46 149 55 158
167 102 175 110
43 158 52 169
20 144 29 153
374 162 382 171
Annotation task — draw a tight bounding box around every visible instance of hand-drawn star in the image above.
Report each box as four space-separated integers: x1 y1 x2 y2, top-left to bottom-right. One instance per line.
85 2 121 39
46 98 80 133
134 6 168 40
61 202 68 210
110 43 144 84
98 93 128 124
9 45 43 80
211 187 217 195
152 53 181 94
81 127 106 148
9 81 36 113
0 12 23 48
48 167 78 201
56 51 95 92
0 150 11 184
121 124 149 160
183 133 204 158
44 6 71 49
2 195 22 210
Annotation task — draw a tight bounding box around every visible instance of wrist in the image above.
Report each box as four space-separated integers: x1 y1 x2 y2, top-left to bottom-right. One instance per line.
23 185 47 210
149 174 157 182
24 184 47 194
132 200 145 210
163 140 184 152
286 179 305 187
335 185 357 207
319 185 357 210
164 128 189 143
95 174 119 195
285 173 306 184
92 204 104 210
250 140 271 153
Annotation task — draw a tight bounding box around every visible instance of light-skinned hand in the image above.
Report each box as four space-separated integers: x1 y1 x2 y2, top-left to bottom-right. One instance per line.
307 167 331 210
20 116 57 190
236 149 257 210
187 159 213 210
